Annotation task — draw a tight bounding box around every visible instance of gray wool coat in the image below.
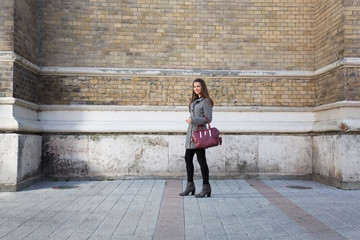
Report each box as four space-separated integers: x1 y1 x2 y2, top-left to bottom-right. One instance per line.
185 97 213 149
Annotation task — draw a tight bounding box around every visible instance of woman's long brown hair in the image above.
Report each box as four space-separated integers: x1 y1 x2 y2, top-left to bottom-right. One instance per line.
189 78 214 109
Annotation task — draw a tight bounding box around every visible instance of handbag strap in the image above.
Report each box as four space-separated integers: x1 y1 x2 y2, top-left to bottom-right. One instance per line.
204 116 211 129
195 116 211 130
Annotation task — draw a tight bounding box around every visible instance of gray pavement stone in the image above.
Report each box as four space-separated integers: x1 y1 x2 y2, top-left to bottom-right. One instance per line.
263 180 360 240
111 181 155 237
87 180 135 240
133 180 164 238
184 193 207 240
1 179 360 240
46 181 110 240
0 181 89 240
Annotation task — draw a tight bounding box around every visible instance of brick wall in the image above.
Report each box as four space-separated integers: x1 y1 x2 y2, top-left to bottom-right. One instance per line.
36 0 317 107
345 67 360 101
38 0 314 71
344 0 360 57
315 0 344 69
0 0 14 51
316 69 345 106
0 1 14 98
343 0 360 105
316 67 360 106
14 0 39 64
38 75 315 107
315 0 360 106
2 0 358 107
6 0 40 104
13 63 39 103
0 62 13 98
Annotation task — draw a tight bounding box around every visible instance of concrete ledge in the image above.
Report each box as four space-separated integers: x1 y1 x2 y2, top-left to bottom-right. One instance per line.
2 51 360 78
313 101 360 133
43 173 314 183
313 174 360 190
0 175 41 192
2 98 360 134
0 184 17 192
0 98 41 132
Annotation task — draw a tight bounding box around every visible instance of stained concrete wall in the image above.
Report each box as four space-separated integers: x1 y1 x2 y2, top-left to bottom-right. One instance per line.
313 134 360 189
0 134 42 191
41 134 313 180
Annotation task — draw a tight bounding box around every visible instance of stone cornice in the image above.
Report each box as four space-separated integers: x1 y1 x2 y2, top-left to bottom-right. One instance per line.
0 51 41 74
314 58 360 77
40 67 315 78
1 51 360 78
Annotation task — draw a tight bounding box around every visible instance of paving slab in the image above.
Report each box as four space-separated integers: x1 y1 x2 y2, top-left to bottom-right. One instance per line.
0 179 359 240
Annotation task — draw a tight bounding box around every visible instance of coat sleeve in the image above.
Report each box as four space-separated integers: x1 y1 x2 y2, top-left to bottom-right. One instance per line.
191 98 213 125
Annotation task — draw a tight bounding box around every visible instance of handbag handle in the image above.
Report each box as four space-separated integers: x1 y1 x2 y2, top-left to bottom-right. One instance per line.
195 116 211 130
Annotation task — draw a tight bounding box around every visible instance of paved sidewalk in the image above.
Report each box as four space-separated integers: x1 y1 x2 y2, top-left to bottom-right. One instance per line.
0 179 360 240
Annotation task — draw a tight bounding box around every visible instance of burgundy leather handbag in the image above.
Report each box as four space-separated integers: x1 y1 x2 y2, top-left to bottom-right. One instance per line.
192 118 222 149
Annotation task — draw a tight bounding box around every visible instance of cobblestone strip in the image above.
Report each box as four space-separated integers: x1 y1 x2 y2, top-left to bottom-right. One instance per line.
153 180 185 240
247 180 348 240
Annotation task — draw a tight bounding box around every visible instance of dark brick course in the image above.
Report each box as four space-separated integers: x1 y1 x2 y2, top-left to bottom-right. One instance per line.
13 63 39 103
0 62 13 98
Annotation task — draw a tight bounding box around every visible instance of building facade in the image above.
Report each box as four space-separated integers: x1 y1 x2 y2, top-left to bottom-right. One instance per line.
1 0 359 191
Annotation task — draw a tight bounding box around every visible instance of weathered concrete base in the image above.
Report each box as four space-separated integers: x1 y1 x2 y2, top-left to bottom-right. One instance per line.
0 134 42 191
41 133 360 189
313 175 360 190
41 134 314 180
1 98 360 190
313 134 360 190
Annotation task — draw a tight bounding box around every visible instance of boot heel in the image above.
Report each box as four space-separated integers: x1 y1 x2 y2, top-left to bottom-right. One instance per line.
195 183 212 198
179 182 196 196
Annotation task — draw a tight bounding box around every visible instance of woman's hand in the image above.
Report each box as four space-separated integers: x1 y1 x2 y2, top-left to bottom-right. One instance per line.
186 118 192 124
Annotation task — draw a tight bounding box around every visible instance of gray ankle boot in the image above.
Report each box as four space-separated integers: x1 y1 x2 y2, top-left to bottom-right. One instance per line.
179 182 196 196
195 183 211 198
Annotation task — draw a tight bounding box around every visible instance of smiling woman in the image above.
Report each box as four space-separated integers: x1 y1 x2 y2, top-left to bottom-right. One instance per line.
180 78 215 198
193 81 202 97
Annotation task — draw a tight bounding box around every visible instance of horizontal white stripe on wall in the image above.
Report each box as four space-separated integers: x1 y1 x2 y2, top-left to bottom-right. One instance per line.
1 98 360 133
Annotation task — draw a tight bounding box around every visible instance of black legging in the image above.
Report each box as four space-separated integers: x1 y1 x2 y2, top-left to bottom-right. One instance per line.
185 149 209 184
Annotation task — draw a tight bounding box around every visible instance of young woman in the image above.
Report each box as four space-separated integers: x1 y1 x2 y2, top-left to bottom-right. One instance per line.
179 78 214 198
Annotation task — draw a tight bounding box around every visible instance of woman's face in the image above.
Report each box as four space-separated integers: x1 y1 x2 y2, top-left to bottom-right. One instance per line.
193 82 202 96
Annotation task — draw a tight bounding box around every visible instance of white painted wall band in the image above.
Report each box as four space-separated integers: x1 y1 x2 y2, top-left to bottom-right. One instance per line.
1 98 360 134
